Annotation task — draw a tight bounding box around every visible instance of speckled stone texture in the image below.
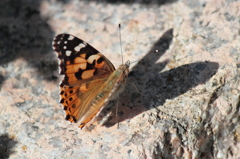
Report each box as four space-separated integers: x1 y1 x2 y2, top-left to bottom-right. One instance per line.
0 0 239 158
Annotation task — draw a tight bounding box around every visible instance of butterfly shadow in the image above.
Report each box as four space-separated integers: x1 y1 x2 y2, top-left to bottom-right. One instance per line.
101 28 219 128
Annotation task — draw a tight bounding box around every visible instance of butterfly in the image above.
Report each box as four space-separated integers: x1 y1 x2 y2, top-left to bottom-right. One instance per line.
52 34 130 129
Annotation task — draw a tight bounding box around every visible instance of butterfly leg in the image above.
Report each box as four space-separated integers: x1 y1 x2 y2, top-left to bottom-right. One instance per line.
127 83 142 95
116 100 120 129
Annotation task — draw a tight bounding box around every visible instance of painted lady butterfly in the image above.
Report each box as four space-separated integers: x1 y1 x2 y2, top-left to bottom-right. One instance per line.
52 34 129 129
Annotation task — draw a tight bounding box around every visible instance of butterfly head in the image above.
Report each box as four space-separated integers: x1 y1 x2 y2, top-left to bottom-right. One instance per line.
115 60 130 85
125 60 130 67
120 60 130 76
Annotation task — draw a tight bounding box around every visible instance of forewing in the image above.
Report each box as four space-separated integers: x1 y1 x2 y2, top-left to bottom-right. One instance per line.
52 34 115 86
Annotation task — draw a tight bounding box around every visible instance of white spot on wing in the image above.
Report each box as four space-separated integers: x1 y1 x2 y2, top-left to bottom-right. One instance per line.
75 43 86 52
63 46 67 49
64 41 67 44
87 54 101 64
68 35 74 40
66 50 72 56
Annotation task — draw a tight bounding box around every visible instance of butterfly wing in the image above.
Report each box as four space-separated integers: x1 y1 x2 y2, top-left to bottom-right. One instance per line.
52 34 116 128
60 79 106 127
53 34 115 86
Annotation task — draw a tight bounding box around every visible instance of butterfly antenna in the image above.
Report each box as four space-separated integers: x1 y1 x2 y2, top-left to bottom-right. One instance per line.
119 24 124 64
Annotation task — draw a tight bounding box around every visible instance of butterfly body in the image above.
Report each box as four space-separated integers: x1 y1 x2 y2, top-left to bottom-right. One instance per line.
52 34 129 129
77 63 129 128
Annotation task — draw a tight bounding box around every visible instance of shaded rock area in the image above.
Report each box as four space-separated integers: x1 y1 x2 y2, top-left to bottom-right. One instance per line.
0 0 239 158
